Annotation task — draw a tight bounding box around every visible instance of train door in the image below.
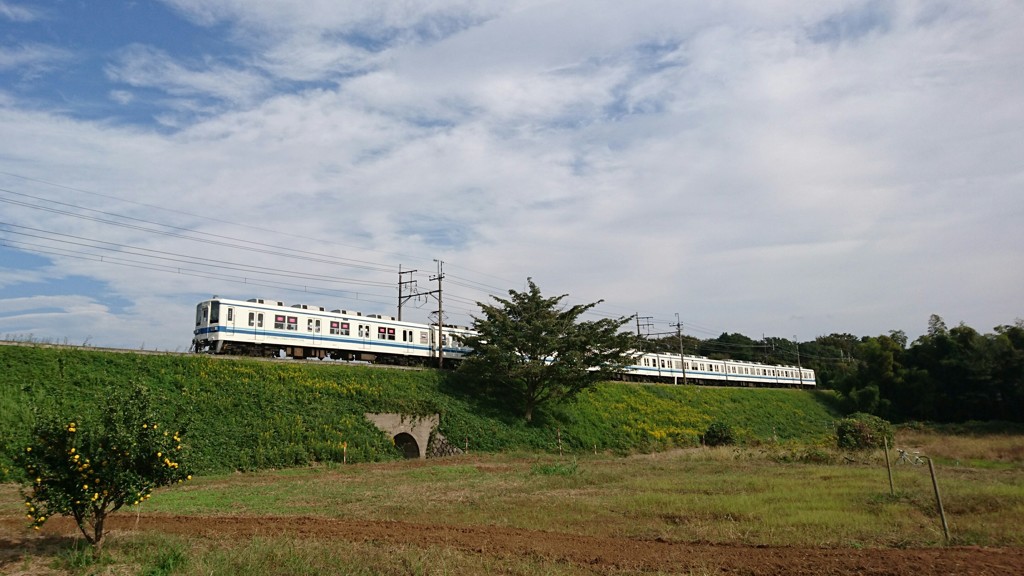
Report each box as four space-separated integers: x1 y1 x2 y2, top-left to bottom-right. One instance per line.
307 318 322 348
358 323 371 350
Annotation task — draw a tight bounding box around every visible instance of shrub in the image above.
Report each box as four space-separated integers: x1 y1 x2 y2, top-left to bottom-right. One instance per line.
18 383 192 554
835 412 894 450
703 421 736 447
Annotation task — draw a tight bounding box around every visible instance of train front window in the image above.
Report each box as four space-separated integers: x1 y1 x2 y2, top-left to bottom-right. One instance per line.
196 304 205 326
210 302 220 324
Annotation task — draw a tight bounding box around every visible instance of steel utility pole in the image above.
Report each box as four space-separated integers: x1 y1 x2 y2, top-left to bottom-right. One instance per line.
431 260 445 369
397 265 418 321
674 313 687 386
636 314 653 338
794 335 803 386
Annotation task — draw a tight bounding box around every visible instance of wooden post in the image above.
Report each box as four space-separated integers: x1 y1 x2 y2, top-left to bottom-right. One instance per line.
926 457 950 543
343 441 347 465
557 427 562 457
884 437 894 496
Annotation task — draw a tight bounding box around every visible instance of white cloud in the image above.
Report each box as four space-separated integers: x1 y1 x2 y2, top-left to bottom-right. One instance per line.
108 90 134 105
0 1 42 22
0 43 72 73
1 1 1023 350
105 44 271 107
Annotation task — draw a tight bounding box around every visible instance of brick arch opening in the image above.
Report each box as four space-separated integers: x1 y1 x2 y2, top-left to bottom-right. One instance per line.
394 432 420 459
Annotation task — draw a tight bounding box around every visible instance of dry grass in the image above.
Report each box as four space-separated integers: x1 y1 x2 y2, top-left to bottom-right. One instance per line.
1 433 1021 575
894 428 1024 466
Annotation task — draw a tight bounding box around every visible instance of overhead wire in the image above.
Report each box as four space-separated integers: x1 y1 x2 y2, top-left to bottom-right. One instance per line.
0 239 400 310
1 172 775 340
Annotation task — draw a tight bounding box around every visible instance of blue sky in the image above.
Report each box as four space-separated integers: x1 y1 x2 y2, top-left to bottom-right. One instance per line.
1 0 1022 350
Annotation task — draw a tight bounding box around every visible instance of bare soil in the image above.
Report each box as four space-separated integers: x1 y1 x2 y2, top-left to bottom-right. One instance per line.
3 514 1023 575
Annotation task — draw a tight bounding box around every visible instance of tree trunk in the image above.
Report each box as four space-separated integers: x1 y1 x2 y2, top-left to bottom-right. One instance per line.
91 513 106 558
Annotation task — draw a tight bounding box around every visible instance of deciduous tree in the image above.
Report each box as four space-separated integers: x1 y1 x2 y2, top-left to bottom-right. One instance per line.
18 384 191 554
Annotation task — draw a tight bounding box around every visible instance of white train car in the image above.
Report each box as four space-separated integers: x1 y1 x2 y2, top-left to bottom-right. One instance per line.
623 352 815 388
192 296 473 366
192 295 815 387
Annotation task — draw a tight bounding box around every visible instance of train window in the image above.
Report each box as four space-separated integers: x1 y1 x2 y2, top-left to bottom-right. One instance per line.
387 328 395 341
378 327 387 339
420 331 428 344
315 320 321 333
328 322 347 336
248 312 255 327
195 305 204 326
275 315 285 329
287 316 298 330
307 319 314 332
257 314 264 328
210 302 220 323
227 308 233 322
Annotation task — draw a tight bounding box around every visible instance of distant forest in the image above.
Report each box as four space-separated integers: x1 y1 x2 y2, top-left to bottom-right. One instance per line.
646 315 1024 424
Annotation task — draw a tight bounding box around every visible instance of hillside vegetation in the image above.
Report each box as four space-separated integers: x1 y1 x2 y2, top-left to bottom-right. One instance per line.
0 345 840 476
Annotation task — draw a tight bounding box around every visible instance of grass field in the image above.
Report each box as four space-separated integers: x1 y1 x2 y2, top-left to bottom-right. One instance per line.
2 434 1022 575
2 344 1021 574
0 345 841 476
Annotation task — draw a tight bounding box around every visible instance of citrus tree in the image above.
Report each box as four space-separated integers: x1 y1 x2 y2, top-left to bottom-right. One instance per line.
19 383 191 553
460 278 639 422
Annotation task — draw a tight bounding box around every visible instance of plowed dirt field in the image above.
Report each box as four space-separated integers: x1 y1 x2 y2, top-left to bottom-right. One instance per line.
3 514 1022 575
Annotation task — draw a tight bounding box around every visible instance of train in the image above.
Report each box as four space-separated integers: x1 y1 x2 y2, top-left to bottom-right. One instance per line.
192 296 815 388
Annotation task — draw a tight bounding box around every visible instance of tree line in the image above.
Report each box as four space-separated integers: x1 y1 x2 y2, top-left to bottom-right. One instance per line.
649 314 1024 423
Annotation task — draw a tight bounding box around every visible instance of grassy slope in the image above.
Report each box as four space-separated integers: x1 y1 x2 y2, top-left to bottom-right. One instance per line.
0 345 841 476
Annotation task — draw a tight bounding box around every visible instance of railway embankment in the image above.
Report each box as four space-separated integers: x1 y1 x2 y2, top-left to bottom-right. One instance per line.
0 344 841 477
